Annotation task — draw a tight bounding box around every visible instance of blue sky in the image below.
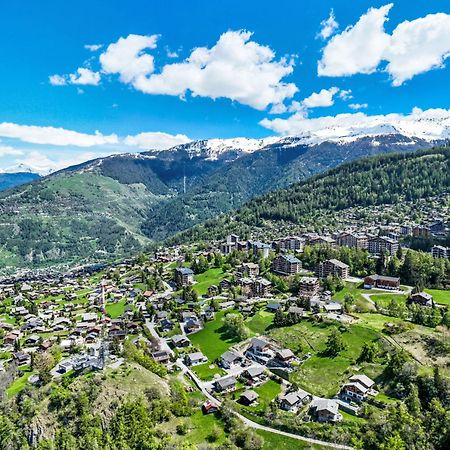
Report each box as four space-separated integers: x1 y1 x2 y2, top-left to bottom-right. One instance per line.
1 0 450 172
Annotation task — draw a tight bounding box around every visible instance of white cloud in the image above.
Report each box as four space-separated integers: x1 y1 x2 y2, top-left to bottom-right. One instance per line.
69 68 101 85
0 123 118 147
260 107 450 140
386 13 450 86
349 103 368 110
0 145 24 157
102 30 297 110
318 4 393 77
50 68 101 86
302 87 339 108
338 89 353 100
100 34 159 83
49 74 67 86
317 9 339 40
84 44 102 52
124 131 192 149
12 150 107 175
318 5 450 86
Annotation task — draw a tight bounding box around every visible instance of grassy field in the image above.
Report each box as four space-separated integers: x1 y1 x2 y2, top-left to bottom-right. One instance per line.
370 293 408 308
105 298 127 319
252 379 282 411
246 310 274 335
7 368 33 397
193 268 228 296
192 363 226 381
354 312 405 331
270 320 384 397
257 430 326 449
425 288 450 305
189 311 240 361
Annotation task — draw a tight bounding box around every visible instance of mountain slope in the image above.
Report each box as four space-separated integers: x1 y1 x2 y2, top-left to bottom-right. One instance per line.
169 146 450 244
141 134 439 240
0 133 443 270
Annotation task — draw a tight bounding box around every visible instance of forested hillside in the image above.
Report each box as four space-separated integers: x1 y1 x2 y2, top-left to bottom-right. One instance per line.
0 136 440 269
170 147 450 244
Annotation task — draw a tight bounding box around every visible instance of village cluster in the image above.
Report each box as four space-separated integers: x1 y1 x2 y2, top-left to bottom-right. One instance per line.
0 217 448 425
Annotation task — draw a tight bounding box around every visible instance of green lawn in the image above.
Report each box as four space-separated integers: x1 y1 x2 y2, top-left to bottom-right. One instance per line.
257 430 326 449
193 268 227 296
370 293 407 308
271 320 384 397
105 298 127 319
252 379 282 411
245 311 274 335
425 288 450 305
7 369 33 397
354 312 405 331
192 363 226 381
189 311 241 361
332 282 367 302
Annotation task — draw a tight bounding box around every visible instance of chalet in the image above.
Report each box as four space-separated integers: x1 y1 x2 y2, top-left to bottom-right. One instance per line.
24 335 40 346
172 335 190 348
185 351 207 366
267 302 281 312
4 332 20 346
409 292 434 307
174 267 194 287
275 348 295 363
184 318 202 334
316 259 349 279
272 255 302 275
298 277 320 298
431 245 450 259
214 376 237 393
279 389 312 411
201 306 215 321
218 301 235 310
324 302 343 313
288 306 304 318
202 401 219 414
242 366 266 384
152 351 171 364
13 351 31 367
309 398 342 423
364 274 400 290
220 350 242 369
207 285 219 296
220 279 232 290
239 390 259 406
309 236 336 248
340 375 375 403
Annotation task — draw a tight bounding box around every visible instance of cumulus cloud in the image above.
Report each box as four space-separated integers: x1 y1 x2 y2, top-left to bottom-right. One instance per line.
260 107 450 139
386 13 450 86
100 30 297 110
318 5 450 86
69 68 101 85
124 131 192 149
84 44 102 52
302 87 339 108
317 9 339 40
318 4 393 77
100 34 159 83
49 68 101 86
49 74 67 86
0 123 118 147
